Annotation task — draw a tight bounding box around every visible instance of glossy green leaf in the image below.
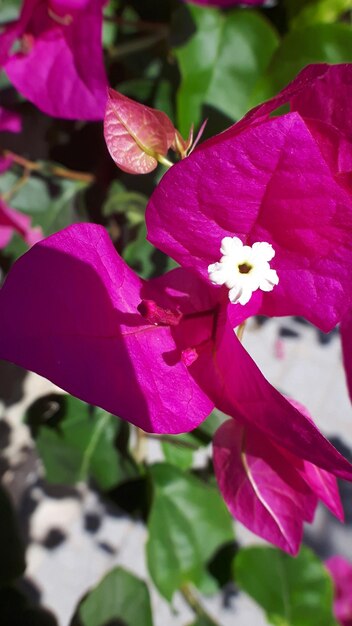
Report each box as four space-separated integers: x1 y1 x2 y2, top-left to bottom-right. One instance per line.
72 567 153 626
0 0 21 21
251 23 352 106
285 0 352 28
174 6 279 135
146 463 234 601
235 546 337 626
161 432 200 470
0 486 25 586
26 394 137 489
103 180 147 225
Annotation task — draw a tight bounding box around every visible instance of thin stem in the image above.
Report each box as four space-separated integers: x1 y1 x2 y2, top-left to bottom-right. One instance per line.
146 434 198 450
3 150 95 183
181 584 223 626
2 169 30 202
156 154 173 169
108 32 165 60
103 13 169 35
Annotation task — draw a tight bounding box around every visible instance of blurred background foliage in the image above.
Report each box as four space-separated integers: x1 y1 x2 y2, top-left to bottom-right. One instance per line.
0 0 351 624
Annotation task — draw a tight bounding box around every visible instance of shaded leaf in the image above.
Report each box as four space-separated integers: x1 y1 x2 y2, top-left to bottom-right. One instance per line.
146 463 234 600
285 0 352 29
235 545 337 626
0 587 58 626
161 432 200 470
0 485 25 586
251 23 352 106
103 180 147 225
26 394 137 490
174 5 279 135
72 567 153 626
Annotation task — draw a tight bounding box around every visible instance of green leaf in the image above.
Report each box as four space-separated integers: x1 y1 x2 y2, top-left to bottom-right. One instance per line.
161 432 200 470
72 567 153 626
251 23 352 106
0 486 25 586
174 6 279 135
0 0 22 21
26 394 137 490
123 223 156 278
103 180 147 225
234 546 337 626
285 0 352 29
146 463 234 601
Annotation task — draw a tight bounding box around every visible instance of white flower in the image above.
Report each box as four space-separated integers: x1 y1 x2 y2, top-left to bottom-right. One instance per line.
208 236 279 305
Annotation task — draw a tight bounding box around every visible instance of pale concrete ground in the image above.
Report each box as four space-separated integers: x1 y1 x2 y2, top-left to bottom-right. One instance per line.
1 316 352 626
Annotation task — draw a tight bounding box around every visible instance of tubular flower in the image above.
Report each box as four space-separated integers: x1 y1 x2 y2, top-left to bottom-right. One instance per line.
0 223 351 553
208 237 279 305
146 63 352 333
0 0 107 119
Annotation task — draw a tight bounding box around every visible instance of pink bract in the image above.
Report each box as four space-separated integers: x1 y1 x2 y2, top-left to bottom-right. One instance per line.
213 401 343 554
104 89 176 175
0 223 350 553
0 199 42 248
146 64 352 333
0 0 107 120
326 556 352 626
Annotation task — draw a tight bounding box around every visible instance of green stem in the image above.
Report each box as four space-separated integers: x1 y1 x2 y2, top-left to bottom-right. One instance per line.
157 154 173 169
181 584 223 626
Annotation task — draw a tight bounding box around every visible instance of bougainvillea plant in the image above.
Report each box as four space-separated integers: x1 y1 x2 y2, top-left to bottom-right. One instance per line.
2 65 352 555
1 0 352 623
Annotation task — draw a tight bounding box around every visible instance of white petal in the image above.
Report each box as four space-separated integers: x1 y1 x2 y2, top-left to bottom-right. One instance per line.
220 236 243 255
238 287 254 305
252 241 275 262
228 285 243 304
208 262 228 285
259 269 279 291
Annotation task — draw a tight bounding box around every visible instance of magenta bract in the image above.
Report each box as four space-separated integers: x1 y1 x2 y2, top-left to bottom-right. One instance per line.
0 199 42 248
146 64 352 333
326 556 352 626
213 402 343 554
0 0 107 120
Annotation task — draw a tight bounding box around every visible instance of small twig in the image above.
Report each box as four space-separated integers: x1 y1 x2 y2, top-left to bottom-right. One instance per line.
103 13 169 36
181 584 223 626
3 150 95 183
108 32 166 60
146 434 198 450
2 168 30 202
